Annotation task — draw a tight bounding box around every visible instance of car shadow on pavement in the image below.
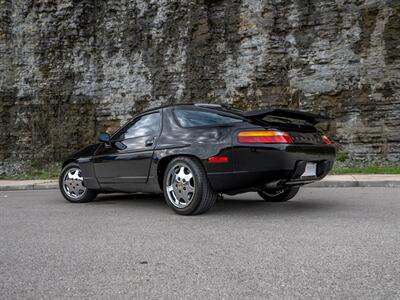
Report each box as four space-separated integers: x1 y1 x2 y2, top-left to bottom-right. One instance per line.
211 198 343 216
88 193 343 216
92 193 164 204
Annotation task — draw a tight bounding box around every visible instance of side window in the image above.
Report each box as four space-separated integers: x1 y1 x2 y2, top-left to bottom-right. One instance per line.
113 113 161 141
174 109 243 128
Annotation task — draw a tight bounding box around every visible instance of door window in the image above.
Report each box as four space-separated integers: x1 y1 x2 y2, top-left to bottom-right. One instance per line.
113 112 161 141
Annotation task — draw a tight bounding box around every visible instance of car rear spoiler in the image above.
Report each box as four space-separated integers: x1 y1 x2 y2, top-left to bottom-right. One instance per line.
241 108 329 125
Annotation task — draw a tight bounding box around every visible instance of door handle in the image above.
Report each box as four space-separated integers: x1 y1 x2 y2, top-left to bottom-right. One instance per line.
145 137 156 147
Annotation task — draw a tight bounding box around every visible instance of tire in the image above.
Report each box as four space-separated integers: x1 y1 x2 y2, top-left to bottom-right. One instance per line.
163 157 217 215
59 162 98 203
258 187 300 202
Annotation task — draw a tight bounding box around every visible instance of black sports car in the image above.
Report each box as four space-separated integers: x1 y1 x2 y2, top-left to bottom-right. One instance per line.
59 103 336 215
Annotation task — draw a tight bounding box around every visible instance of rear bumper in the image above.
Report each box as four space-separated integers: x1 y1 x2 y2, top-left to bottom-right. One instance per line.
207 144 336 192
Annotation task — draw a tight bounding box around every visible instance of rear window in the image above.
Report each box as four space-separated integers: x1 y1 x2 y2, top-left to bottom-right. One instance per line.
174 109 243 128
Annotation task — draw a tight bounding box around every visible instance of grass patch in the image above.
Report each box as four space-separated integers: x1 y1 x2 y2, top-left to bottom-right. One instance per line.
0 162 60 180
336 152 348 162
331 165 400 175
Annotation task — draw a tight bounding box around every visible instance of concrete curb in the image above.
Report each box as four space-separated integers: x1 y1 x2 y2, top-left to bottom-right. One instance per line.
0 180 58 191
1 177 400 191
308 174 400 188
0 183 58 191
308 180 400 188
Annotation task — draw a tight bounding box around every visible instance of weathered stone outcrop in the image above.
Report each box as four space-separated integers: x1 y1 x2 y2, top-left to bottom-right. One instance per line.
0 0 399 173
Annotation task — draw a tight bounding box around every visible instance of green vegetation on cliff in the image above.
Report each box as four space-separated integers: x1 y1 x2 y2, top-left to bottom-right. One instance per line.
331 165 400 175
0 162 60 180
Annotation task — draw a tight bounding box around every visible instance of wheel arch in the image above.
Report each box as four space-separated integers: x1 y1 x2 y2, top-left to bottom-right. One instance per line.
62 159 77 169
156 154 205 191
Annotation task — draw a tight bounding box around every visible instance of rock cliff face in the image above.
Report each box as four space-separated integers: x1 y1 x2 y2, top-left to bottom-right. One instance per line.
0 0 399 172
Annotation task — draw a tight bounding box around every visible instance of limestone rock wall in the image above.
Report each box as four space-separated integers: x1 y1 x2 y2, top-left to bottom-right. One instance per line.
0 0 399 168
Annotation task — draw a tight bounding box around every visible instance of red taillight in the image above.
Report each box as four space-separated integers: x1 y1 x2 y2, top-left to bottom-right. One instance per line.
208 156 229 163
321 135 332 144
237 131 292 144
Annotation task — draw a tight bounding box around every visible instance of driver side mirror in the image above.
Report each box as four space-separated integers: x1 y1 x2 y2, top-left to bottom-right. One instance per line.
98 132 111 144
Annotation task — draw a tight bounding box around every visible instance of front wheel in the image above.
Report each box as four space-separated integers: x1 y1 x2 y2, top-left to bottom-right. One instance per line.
258 187 300 202
163 157 217 215
59 163 97 203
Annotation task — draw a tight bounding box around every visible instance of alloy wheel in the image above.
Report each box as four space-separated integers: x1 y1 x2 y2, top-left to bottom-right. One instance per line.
165 164 196 208
63 167 87 199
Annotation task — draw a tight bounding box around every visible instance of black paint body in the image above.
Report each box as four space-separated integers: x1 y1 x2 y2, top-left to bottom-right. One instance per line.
62 105 336 195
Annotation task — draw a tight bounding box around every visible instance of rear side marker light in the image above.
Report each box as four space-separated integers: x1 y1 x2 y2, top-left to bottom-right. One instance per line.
321 135 332 144
237 131 293 144
208 156 229 163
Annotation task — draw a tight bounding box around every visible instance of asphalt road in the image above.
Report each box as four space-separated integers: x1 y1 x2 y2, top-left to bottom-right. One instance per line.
1 188 399 299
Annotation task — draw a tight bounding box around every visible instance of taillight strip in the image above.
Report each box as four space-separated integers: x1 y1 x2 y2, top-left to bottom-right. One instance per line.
237 130 293 144
321 135 332 144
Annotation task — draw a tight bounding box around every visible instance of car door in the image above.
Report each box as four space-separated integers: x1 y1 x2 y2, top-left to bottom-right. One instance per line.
93 111 161 187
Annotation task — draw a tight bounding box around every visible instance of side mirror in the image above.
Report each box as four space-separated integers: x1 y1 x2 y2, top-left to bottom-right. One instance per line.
98 132 111 144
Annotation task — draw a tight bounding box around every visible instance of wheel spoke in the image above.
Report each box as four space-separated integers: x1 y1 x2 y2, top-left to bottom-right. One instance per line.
181 172 192 183
70 185 76 196
181 189 188 200
186 184 195 193
173 193 180 205
177 167 185 180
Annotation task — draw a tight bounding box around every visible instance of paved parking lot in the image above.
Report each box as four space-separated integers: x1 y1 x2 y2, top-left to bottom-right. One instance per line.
1 188 399 299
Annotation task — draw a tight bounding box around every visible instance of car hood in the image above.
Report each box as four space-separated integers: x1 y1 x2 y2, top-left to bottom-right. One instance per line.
63 143 101 164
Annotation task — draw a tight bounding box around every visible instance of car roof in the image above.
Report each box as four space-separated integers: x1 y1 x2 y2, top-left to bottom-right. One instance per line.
142 103 327 125
143 103 244 115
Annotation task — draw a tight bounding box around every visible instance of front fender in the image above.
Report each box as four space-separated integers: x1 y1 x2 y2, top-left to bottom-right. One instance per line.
61 144 101 190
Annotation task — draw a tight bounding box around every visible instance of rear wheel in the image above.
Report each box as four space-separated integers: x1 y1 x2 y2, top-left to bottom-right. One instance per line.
59 163 97 203
163 157 217 215
258 187 300 202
